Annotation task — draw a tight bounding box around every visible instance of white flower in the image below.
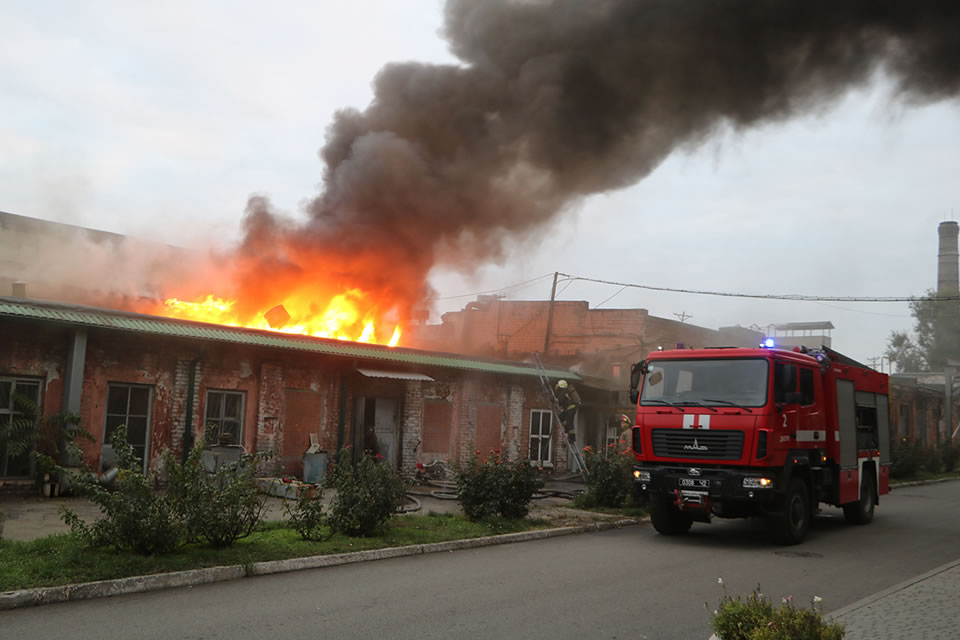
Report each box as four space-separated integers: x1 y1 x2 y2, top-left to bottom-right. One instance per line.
813 596 823 603
718 577 724 585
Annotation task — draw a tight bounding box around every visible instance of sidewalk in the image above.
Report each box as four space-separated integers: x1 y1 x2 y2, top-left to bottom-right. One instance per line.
0 478 585 542
830 558 960 640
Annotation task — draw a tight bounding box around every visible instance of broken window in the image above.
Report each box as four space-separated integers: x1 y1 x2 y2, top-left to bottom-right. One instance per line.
205 390 244 446
0 376 42 477
528 409 552 465
104 384 152 472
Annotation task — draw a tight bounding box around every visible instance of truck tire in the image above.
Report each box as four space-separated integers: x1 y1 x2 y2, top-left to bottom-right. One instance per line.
842 471 876 525
650 495 693 535
768 477 810 545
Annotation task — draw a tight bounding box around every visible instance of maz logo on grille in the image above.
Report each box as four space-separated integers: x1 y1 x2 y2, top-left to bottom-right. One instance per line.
652 429 744 460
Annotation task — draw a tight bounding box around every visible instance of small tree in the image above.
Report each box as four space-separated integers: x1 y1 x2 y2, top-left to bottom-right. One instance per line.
580 441 635 508
456 449 544 521
326 447 409 537
886 292 960 372
166 446 270 548
61 425 182 555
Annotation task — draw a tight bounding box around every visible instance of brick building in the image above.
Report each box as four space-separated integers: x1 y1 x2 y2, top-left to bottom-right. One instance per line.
411 296 764 459
889 374 960 446
0 296 577 490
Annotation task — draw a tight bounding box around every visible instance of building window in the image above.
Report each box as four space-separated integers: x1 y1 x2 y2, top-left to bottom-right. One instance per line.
528 409 553 465
205 390 244 446
105 384 152 472
1 376 42 477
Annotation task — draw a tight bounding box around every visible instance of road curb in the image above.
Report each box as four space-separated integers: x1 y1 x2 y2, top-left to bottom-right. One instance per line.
0 518 639 610
827 557 960 620
890 475 960 489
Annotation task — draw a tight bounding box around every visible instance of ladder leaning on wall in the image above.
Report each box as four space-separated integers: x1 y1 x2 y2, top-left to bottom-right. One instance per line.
531 352 587 476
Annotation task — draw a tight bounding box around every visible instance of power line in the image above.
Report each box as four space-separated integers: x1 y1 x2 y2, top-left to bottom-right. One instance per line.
557 273 960 303
432 273 555 301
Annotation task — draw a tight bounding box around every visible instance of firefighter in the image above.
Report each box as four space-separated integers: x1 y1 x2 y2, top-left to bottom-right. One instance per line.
619 413 632 432
555 379 581 442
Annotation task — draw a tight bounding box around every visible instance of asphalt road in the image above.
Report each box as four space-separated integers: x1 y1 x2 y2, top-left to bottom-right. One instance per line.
4 481 959 640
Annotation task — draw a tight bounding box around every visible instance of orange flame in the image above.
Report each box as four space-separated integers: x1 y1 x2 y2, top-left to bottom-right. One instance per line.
159 290 403 347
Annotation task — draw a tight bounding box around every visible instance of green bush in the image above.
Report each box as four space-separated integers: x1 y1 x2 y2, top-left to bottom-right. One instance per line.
456 449 544 521
891 438 923 479
166 446 270 548
581 441 634 508
922 444 944 473
710 582 844 640
940 440 960 472
326 447 409 537
284 485 327 541
60 425 182 555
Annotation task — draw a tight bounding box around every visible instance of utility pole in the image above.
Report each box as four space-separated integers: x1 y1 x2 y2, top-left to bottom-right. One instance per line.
543 272 559 355
673 311 692 323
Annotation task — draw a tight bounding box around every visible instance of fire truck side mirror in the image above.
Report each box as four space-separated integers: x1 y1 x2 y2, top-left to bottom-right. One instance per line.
629 360 646 404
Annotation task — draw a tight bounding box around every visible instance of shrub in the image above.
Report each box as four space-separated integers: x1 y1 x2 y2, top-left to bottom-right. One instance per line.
710 581 844 640
456 449 544 521
940 440 960 472
581 440 635 508
890 438 923 479
921 444 943 474
326 447 409 537
166 446 270 548
60 425 182 555
284 485 327 541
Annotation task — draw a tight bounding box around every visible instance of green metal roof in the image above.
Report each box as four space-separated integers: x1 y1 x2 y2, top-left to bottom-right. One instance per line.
0 297 577 380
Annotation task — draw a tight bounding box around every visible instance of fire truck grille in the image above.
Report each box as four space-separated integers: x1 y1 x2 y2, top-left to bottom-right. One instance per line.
651 429 744 460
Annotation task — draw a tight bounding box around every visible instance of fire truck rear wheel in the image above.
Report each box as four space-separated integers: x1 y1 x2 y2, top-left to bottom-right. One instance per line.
842 470 876 525
650 496 693 535
768 477 810 545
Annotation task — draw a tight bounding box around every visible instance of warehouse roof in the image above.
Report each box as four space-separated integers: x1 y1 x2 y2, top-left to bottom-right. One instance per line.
0 296 577 380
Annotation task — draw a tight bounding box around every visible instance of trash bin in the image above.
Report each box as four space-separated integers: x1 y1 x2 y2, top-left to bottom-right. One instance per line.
303 452 328 484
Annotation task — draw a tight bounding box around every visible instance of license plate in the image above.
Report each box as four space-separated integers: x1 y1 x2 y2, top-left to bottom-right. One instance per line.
679 478 710 488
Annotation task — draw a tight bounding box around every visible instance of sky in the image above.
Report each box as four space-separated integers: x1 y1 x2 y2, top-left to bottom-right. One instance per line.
2 1 959 368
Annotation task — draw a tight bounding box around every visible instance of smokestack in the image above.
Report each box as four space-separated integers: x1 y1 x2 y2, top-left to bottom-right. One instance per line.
938 221 959 296
12 281 27 298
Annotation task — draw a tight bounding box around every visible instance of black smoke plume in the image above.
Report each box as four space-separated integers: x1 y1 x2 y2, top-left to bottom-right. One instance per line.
240 0 960 319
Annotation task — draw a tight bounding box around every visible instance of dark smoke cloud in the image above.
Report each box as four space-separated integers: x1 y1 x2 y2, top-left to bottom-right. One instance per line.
241 0 960 318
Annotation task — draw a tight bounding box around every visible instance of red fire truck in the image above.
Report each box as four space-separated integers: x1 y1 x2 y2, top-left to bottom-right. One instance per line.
628 343 890 544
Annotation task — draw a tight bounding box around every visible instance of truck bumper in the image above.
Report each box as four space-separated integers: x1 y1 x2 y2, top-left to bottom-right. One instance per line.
634 464 779 518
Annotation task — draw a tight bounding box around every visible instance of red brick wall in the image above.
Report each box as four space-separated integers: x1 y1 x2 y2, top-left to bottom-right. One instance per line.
474 404 503 457
422 400 453 454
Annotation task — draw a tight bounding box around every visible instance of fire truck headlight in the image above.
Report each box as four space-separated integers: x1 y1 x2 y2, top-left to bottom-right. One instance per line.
743 477 773 489
634 470 650 482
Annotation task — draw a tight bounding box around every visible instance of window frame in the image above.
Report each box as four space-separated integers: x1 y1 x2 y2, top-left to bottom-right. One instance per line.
204 389 246 446
104 383 153 474
528 409 553 466
0 376 43 477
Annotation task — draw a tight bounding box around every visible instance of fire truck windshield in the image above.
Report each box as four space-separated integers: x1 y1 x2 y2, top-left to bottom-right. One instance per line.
640 358 769 408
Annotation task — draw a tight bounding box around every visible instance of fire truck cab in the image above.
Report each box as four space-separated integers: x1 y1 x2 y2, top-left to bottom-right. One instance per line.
629 344 890 544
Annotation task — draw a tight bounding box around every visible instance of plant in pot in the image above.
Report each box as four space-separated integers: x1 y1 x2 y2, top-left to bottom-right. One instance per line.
2 393 95 495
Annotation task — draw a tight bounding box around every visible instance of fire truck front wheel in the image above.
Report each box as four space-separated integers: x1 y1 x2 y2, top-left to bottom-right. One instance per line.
842 470 876 525
650 496 693 536
767 477 810 545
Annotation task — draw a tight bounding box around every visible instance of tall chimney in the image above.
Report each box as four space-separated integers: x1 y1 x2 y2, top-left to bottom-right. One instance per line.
938 221 959 296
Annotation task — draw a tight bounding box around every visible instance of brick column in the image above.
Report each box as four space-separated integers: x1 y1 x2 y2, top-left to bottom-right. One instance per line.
257 364 284 454
400 380 424 475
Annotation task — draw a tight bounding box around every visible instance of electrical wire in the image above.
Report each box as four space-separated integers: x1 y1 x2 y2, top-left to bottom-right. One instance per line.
432 273 555 301
557 273 960 303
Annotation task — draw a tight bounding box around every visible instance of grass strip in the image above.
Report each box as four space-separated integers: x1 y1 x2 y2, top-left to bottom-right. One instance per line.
0 513 548 592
